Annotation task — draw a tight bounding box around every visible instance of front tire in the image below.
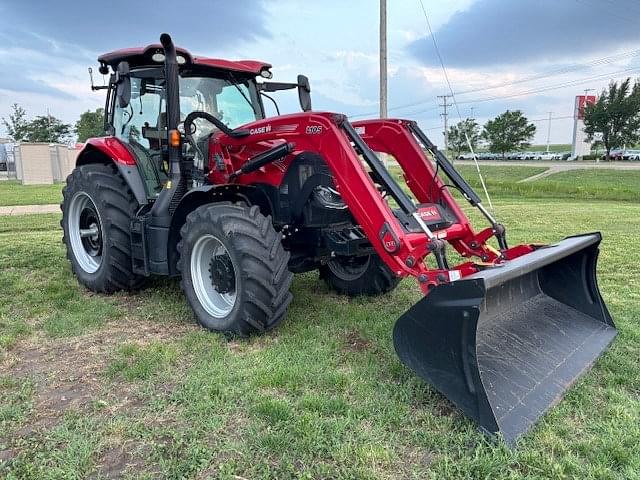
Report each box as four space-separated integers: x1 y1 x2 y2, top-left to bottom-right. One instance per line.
178 202 293 336
61 163 144 292
320 254 399 297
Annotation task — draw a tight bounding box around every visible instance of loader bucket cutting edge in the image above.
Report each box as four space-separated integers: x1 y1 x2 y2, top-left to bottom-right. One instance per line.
393 232 616 445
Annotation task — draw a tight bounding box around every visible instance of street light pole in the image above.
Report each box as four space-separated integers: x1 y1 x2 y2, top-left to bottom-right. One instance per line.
546 112 553 153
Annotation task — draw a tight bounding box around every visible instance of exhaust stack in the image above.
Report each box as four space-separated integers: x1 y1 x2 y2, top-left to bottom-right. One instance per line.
150 33 183 219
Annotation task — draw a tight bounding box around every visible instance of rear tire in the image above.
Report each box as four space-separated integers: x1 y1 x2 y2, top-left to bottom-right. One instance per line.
61 163 144 292
320 254 399 297
178 202 293 336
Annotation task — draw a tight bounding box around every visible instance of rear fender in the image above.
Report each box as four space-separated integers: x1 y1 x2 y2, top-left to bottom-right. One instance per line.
76 138 147 206
166 184 274 275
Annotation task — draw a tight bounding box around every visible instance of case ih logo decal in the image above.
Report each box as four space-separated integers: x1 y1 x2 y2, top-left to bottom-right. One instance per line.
417 206 442 221
249 125 272 135
305 125 323 135
355 126 365 135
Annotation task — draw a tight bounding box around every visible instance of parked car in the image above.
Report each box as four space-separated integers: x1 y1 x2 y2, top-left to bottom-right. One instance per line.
536 152 558 160
601 149 624 160
623 149 640 161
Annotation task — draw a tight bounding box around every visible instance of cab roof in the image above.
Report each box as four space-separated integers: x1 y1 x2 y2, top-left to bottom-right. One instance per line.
97 43 271 76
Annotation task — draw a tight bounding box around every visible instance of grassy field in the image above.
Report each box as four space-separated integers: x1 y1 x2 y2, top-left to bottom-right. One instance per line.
454 166 640 202
1 175 639 478
2 166 640 207
0 181 63 207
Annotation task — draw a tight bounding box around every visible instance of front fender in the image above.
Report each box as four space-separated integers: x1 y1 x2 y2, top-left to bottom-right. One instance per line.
76 137 148 206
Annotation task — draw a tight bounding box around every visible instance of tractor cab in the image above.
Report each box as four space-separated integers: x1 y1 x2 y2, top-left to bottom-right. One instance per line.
93 44 310 197
93 44 269 196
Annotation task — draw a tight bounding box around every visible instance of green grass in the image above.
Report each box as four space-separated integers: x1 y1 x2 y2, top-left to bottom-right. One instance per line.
0 200 639 479
0 180 63 206
528 144 572 153
531 169 640 202
447 166 640 202
455 165 545 183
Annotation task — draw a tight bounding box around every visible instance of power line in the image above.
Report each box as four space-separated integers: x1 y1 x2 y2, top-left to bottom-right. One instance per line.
416 0 494 210
453 49 640 96
349 48 640 119
395 66 640 116
451 67 640 106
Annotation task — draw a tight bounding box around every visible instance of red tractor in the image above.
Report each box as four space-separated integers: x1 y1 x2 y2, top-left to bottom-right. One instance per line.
62 34 616 444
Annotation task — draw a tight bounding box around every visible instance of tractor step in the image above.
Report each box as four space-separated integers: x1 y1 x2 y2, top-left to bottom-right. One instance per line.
325 225 373 256
130 217 149 276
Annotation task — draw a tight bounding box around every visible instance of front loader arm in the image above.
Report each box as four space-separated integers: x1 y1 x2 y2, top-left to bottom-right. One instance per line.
215 112 474 291
352 119 508 260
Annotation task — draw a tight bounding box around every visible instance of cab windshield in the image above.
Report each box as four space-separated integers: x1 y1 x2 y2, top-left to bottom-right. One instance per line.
180 75 261 129
112 69 262 195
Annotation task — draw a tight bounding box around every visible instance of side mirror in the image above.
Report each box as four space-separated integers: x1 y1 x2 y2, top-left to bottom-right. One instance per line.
115 61 131 108
297 75 312 112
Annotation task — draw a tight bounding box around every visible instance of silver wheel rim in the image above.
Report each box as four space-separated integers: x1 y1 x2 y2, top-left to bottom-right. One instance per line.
191 234 237 318
327 255 371 281
68 192 103 274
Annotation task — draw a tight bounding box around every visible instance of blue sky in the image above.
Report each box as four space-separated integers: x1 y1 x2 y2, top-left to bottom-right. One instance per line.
2 0 640 146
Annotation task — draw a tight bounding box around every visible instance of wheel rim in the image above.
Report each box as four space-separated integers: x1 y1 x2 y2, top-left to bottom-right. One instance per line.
327 255 371 281
191 234 237 318
68 192 103 274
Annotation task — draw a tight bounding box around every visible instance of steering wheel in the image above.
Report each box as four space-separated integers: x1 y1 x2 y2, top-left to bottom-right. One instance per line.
177 120 196 136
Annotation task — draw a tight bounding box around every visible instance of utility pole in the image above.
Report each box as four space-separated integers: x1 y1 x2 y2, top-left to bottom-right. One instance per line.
438 94 452 151
546 112 553 153
470 106 475 120
379 0 388 166
379 0 387 120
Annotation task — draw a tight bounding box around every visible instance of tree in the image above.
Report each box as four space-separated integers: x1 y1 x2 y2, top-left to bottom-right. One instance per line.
447 118 480 156
23 115 72 143
583 78 640 160
1 103 29 141
75 108 105 142
482 110 536 158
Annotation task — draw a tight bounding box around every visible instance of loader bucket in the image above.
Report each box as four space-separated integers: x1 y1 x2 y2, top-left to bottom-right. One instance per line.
393 233 616 445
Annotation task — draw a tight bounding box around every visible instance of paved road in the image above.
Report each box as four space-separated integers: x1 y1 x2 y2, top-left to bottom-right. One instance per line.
0 204 60 216
454 160 640 170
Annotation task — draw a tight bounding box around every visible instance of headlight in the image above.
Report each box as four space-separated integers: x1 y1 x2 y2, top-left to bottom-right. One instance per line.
260 68 273 79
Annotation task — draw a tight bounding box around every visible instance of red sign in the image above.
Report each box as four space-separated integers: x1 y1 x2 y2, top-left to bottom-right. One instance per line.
576 95 596 120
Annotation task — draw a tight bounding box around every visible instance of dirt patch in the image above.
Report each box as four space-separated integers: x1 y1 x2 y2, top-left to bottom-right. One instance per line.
0 318 196 445
88 440 157 479
0 448 17 463
433 399 458 418
343 330 372 353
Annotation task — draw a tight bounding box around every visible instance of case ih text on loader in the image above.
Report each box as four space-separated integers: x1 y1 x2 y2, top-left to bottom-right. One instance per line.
62 34 616 445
